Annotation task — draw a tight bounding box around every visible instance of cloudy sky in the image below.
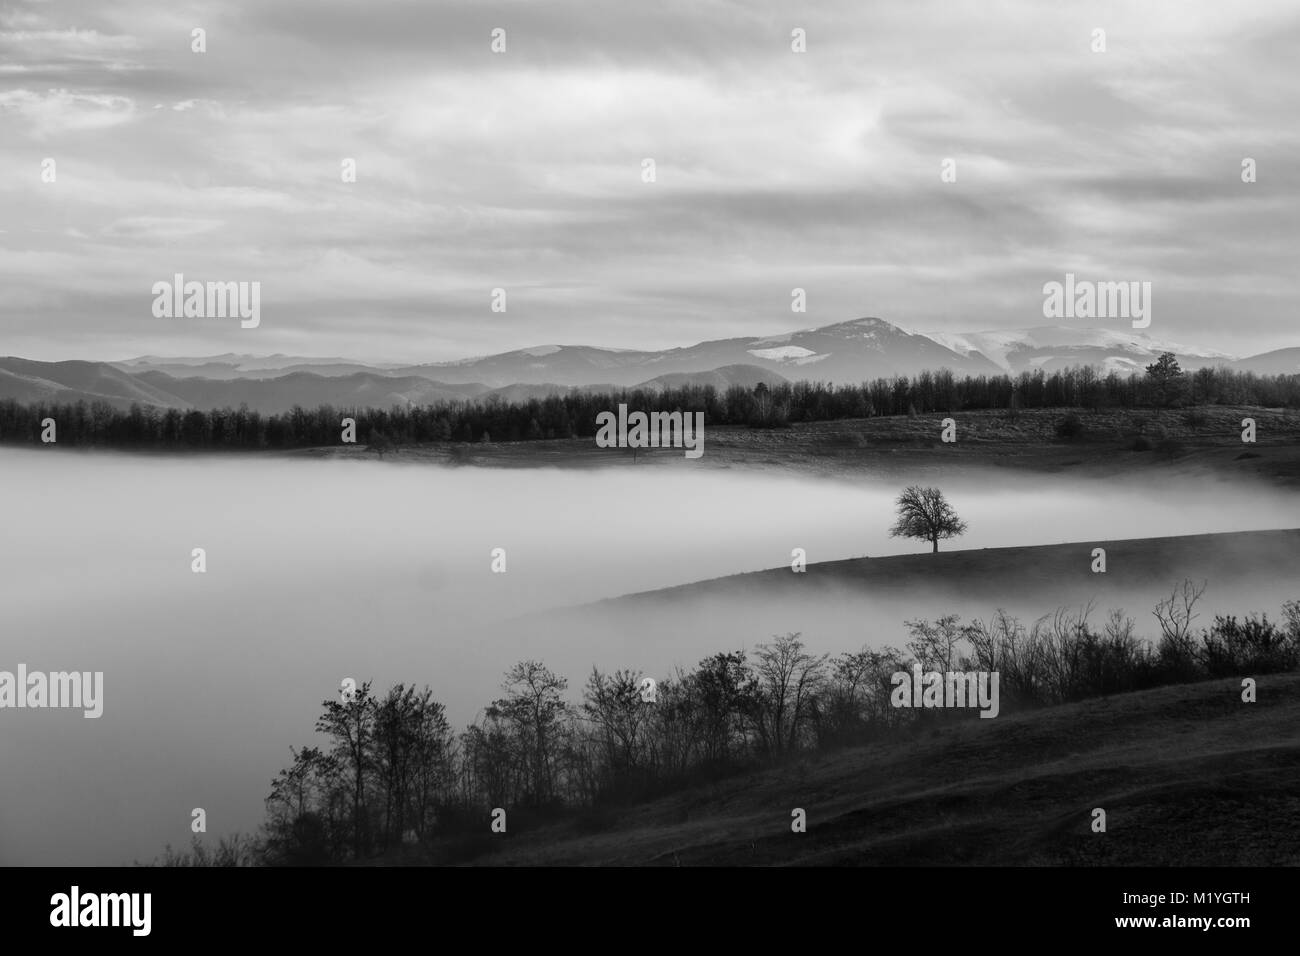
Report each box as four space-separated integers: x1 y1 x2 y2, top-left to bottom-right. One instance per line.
2 0 1297 363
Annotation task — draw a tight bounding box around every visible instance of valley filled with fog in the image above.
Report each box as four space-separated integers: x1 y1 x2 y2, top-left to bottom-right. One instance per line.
1 448 1296 865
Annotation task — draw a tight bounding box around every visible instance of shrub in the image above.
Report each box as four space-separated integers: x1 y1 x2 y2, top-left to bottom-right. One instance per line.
1155 632 1200 682
1284 600 1300 641
142 834 260 867
1200 613 1298 675
1055 413 1085 441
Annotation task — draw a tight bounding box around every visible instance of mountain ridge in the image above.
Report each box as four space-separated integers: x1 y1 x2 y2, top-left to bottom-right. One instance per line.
4 317 1293 414
109 316 1261 382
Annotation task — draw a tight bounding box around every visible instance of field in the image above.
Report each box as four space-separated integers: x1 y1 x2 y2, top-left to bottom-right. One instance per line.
297 405 1300 486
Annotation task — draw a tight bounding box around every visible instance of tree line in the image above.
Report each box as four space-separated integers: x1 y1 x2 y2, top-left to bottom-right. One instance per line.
7 361 1299 450
151 586 1300 865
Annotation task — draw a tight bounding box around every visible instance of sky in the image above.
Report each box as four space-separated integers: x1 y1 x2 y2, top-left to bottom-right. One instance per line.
1 0 1297 364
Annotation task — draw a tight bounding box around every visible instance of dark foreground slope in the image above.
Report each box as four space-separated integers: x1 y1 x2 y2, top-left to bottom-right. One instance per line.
476 673 1300 866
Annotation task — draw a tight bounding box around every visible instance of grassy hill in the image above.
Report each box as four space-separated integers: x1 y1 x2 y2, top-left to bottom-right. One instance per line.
502 531 1300 685
596 529 1300 608
468 672 1300 866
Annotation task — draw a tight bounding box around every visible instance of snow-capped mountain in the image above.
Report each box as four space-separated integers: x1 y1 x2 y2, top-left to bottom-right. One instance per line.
385 317 1244 385
921 327 1235 375
108 318 1250 389
385 317 1003 387
10 316 1280 414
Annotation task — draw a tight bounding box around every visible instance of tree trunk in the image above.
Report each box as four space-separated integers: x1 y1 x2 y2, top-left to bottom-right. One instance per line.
932 538 939 553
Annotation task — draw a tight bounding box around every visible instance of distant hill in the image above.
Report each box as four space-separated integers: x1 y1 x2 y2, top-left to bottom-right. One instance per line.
0 358 488 413
1233 347 1300 375
0 359 790 414
129 370 488 413
112 353 399 379
0 358 185 408
6 316 1297 413
108 317 1283 389
630 364 789 393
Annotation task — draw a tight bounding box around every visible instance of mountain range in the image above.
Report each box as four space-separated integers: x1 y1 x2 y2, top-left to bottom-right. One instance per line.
2 317 1294 415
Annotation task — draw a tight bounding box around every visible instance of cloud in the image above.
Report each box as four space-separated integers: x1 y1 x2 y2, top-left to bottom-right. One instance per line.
0 88 137 136
100 216 225 240
0 0 1297 361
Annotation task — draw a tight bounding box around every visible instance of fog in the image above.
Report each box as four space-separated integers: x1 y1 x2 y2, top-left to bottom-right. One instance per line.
1 448 1296 865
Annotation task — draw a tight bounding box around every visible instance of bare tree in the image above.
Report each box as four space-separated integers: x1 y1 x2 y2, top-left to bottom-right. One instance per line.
582 667 650 782
488 660 570 806
820 645 907 742
264 745 339 865
371 685 451 847
461 716 521 809
905 615 966 672
1035 601 1097 703
645 667 707 778
972 610 1042 706
1153 579 1207 676
315 680 377 859
889 485 968 553
1153 579 1207 641
691 651 756 766
406 699 454 842
965 610 1016 672
751 634 828 755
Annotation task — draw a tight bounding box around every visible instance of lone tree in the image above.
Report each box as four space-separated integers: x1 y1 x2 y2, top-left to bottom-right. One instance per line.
889 485 967 553
1145 351 1185 407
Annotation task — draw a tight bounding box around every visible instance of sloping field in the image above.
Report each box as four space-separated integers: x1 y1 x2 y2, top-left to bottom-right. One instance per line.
478 673 1300 866
598 529 1300 608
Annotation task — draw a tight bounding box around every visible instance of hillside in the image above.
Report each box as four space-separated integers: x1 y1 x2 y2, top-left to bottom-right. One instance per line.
1234 347 1300 375
0 358 786 414
466 672 1300 866
0 358 184 408
592 528 1300 610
